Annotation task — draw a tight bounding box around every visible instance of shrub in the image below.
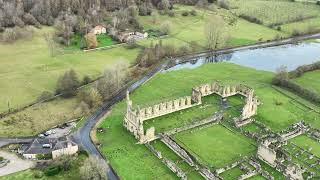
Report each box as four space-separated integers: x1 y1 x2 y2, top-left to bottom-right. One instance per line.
190 9 197 16
317 1 320 5
179 44 191 55
0 156 3 161
160 21 171 35
139 6 152 16
239 15 263 25
181 11 189 16
276 26 281 31
44 165 61 176
168 10 175 17
37 91 54 102
1 26 35 43
34 171 44 179
218 0 230 10
82 75 92 85
291 29 301 36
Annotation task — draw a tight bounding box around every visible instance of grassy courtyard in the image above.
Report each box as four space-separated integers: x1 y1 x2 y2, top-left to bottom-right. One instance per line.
144 94 221 133
174 125 256 168
96 62 319 179
292 70 320 95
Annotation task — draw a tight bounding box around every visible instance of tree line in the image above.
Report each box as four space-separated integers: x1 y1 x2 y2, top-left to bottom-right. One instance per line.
272 64 320 104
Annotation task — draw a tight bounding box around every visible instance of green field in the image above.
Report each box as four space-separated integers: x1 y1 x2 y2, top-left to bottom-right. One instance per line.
0 27 140 113
138 4 284 48
293 70 320 95
96 62 320 179
174 125 256 168
229 0 320 27
0 97 78 137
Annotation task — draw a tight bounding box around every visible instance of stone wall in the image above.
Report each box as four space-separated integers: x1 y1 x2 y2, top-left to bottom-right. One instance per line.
123 81 259 143
257 140 277 167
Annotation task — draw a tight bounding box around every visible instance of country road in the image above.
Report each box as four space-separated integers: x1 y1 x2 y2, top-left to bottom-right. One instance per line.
1 32 320 179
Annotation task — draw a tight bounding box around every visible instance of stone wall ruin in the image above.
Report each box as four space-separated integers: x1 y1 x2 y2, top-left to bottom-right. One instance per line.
124 81 260 143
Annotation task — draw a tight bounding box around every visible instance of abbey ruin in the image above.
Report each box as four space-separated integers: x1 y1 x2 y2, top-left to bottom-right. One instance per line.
123 81 318 180
124 81 260 144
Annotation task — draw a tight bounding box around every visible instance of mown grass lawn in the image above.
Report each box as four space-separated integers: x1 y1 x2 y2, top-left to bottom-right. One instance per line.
292 70 320 95
220 166 244 180
174 125 256 168
66 34 117 51
96 62 319 179
144 95 221 133
0 27 140 113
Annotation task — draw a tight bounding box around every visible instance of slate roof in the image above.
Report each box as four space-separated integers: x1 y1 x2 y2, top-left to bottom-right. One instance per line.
23 137 77 155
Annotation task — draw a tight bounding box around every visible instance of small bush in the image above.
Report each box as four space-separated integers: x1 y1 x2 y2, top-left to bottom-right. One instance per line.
82 75 92 85
317 1 320 5
181 11 189 16
34 171 44 179
44 165 61 176
0 156 4 161
218 0 230 10
160 21 171 35
0 26 35 43
168 10 175 17
239 15 263 25
291 29 301 36
37 91 54 102
276 26 281 31
190 9 197 16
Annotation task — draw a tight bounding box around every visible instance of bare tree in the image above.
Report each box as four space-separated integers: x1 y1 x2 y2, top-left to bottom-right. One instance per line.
204 16 228 50
80 156 108 180
44 32 59 57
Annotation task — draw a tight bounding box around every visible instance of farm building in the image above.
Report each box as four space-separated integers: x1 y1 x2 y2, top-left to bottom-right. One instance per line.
91 25 107 35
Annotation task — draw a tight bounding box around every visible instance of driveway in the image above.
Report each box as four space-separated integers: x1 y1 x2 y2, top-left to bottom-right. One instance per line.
0 151 34 177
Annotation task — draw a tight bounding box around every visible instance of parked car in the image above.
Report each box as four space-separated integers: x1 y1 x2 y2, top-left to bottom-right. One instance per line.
38 134 45 138
42 144 51 148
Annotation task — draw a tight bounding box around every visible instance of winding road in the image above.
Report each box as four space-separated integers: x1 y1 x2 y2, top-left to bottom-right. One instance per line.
1 32 320 179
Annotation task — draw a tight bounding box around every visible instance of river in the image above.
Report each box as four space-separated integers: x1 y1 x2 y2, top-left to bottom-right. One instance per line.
165 41 320 72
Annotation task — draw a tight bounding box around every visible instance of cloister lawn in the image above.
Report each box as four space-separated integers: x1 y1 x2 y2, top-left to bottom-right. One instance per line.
174 125 256 168
97 62 319 179
292 70 320 95
0 27 140 113
143 94 221 133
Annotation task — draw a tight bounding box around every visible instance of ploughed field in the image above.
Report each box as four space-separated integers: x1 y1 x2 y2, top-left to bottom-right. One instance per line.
96 62 320 179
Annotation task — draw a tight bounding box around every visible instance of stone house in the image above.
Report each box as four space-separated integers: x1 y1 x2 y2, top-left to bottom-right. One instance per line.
91 25 107 35
20 137 78 160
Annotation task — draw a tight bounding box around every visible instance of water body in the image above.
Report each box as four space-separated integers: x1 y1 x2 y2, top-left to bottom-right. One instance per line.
165 42 320 72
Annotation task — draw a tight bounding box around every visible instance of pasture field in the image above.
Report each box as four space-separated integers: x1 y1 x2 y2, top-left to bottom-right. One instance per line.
138 4 284 48
97 62 319 179
174 125 256 168
292 70 320 95
0 97 78 137
0 27 140 113
228 0 320 27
